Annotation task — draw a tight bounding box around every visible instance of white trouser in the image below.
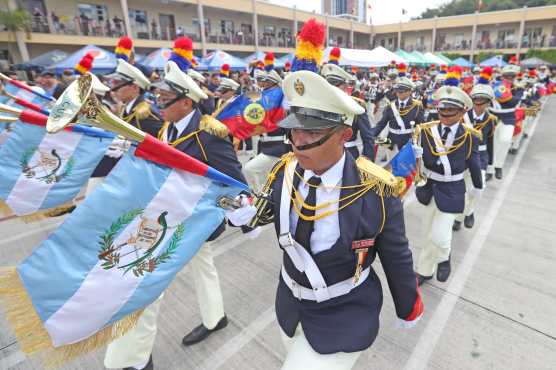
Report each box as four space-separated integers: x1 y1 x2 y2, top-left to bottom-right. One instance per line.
523 115 534 136
280 325 362 370
104 243 224 368
85 177 104 197
493 123 515 168
416 199 456 277
243 152 279 192
456 170 485 221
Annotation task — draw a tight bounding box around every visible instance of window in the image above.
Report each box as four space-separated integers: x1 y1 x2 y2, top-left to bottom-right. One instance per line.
220 20 234 34
129 9 148 34
192 18 210 34
241 23 252 34
263 25 275 36
454 33 464 45
78 3 108 23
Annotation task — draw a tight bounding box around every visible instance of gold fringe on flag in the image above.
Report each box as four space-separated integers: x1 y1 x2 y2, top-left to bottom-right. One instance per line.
0 199 12 216
0 267 144 368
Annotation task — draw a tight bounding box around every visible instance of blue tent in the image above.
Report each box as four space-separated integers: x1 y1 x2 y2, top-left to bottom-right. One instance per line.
15 50 68 71
46 45 117 75
244 51 266 64
479 55 507 67
141 48 172 70
452 57 474 68
200 50 247 71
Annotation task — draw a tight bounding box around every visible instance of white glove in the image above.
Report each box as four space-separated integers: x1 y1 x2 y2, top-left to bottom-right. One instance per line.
395 315 422 329
469 187 483 199
412 144 423 159
225 195 257 226
245 226 262 240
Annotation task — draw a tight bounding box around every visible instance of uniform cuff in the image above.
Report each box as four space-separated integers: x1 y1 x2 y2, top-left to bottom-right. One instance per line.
404 279 424 322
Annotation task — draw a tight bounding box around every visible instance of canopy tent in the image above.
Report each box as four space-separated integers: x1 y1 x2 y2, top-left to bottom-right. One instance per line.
423 52 448 66
435 53 454 66
15 50 68 71
46 45 117 75
409 51 431 66
396 49 426 66
199 50 247 71
452 57 474 68
321 46 406 68
140 48 172 70
519 56 553 68
479 55 507 67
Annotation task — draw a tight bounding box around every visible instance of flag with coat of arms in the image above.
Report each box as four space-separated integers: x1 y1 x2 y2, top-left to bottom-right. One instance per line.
0 121 114 216
216 86 286 139
0 142 247 366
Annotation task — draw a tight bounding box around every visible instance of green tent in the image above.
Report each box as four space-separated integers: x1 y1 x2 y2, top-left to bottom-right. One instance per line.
435 53 454 66
396 49 427 66
409 51 430 66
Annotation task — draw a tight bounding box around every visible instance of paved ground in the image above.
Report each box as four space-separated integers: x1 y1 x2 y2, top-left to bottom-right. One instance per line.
0 97 555 370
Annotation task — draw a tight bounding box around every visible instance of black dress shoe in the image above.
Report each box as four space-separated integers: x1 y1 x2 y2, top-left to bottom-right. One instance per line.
182 315 228 346
524 133 529 138
452 220 462 231
416 273 432 286
485 173 493 182
495 167 503 179
509 148 518 155
437 258 451 282
124 355 153 370
464 214 475 229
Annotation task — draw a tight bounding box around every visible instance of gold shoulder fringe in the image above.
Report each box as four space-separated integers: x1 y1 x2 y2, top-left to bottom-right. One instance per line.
200 115 230 139
419 120 440 130
351 96 367 110
0 199 12 216
487 113 499 123
355 156 399 197
133 101 153 121
463 123 483 141
0 267 143 369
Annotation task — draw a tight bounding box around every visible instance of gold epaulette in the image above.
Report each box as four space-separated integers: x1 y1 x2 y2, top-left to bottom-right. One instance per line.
351 96 367 110
487 113 499 123
355 156 399 197
134 101 156 121
199 115 230 139
419 120 440 130
463 123 483 141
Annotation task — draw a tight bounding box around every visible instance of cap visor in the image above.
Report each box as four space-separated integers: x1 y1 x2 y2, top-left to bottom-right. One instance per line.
151 80 174 92
278 113 339 130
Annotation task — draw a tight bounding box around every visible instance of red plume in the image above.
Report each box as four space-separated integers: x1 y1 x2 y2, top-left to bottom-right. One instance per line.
298 18 325 47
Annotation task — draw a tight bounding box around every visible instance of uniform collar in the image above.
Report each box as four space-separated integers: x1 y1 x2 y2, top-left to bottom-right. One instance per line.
472 110 486 120
398 97 410 106
440 122 460 133
125 97 138 114
174 109 196 137
303 153 345 193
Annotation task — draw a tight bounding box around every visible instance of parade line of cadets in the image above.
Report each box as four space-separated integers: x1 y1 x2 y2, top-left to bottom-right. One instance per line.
2 23 551 370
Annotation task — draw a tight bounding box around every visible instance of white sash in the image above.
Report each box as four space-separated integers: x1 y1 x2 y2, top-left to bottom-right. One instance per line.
390 101 407 131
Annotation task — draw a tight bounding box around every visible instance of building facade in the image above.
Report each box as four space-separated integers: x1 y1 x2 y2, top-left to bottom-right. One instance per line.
1 0 555 64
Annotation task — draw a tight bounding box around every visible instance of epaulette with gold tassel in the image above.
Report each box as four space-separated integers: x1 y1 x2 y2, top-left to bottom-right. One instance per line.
355 156 399 197
351 96 367 110
133 101 156 121
199 115 230 138
463 123 483 141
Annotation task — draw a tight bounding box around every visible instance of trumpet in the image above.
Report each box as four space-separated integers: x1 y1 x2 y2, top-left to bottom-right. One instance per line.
47 73 249 191
411 121 427 186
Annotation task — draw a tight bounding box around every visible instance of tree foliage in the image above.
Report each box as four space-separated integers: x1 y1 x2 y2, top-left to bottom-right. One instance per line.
416 0 556 19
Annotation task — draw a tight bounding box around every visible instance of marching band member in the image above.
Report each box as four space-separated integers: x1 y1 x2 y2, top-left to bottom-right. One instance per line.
414 86 483 285
453 84 497 230
231 69 423 370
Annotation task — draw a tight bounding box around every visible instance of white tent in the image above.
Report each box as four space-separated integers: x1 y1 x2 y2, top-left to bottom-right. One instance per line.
322 46 406 67
423 52 447 66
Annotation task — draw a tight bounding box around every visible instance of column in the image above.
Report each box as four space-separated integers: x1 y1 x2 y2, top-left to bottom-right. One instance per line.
350 21 354 48
431 16 438 52
119 0 133 37
470 11 479 62
7 0 29 62
516 6 528 61
397 21 402 49
252 0 259 52
197 0 207 56
43 0 55 35
293 5 298 48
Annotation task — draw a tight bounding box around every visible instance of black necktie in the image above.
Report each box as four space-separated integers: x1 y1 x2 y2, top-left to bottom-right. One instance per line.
441 126 451 145
168 123 178 143
294 175 322 252
399 101 405 109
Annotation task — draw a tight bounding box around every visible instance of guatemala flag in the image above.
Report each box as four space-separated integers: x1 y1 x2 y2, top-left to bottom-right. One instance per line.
0 122 113 216
0 149 243 361
216 86 285 139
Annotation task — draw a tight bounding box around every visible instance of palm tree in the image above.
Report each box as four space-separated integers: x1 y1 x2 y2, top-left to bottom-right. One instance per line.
0 1 31 62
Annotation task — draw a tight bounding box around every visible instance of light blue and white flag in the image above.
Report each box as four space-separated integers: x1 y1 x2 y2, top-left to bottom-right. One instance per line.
0 122 112 216
6 150 241 350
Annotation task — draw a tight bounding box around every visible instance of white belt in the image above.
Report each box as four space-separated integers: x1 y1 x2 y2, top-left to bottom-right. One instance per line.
423 168 464 182
344 141 357 148
259 135 286 142
478 144 487 151
389 127 413 135
491 107 516 114
281 266 370 302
